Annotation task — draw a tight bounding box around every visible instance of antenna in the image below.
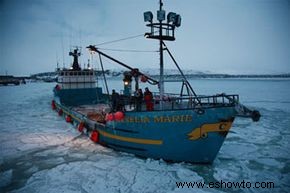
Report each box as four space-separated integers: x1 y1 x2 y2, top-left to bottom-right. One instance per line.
56 52 60 71
61 32 65 68
79 28 83 68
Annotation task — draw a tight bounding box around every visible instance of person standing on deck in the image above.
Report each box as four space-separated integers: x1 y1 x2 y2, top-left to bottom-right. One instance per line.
144 87 154 111
111 89 119 112
135 88 143 111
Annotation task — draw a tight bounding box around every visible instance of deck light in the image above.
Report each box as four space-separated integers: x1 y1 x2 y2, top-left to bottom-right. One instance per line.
174 14 181 27
167 12 176 23
157 10 165 21
144 11 153 22
123 72 132 86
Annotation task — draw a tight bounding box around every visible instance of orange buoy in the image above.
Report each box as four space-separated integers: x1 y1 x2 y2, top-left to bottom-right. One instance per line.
51 100 56 110
114 111 124 121
66 115 72 123
78 122 85 132
58 109 63 116
140 75 148 83
90 131 99 143
105 113 114 121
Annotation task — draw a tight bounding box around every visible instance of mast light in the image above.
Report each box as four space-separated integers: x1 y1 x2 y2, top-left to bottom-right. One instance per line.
157 10 165 21
174 14 181 27
144 11 153 22
167 12 176 23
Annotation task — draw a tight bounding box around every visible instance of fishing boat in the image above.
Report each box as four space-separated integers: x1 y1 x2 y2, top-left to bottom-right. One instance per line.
52 1 260 163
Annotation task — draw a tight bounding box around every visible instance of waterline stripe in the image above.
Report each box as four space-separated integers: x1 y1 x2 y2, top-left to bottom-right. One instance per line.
98 130 163 145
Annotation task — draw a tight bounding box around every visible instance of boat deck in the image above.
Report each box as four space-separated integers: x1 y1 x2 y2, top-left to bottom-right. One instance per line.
71 93 239 115
111 93 239 112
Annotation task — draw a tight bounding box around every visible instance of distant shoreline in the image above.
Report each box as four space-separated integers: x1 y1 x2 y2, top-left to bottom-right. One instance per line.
151 74 290 79
5 71 290 81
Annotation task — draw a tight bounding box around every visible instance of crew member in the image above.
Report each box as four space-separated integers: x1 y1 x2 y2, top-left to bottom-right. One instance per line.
135 88 143 111
111 89 120 112
144 87 153 111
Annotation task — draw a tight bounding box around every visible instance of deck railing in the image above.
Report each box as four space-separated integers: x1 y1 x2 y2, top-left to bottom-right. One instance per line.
114 93 239 112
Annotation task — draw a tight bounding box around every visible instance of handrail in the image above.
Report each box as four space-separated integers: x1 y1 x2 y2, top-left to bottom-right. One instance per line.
110 93 239 112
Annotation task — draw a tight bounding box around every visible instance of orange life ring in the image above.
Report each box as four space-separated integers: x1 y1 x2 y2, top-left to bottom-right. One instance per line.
58 109 63 116
90 131 99 143
78 122 85 132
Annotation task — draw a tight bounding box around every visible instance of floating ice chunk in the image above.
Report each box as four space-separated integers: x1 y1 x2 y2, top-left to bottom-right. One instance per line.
0 169 13 188
213 168 240 182
10 158 206 193
255 158 284 169
220 143 258 160
176 168 203 181
24 166 39 175
43 157 65 166
68 153 87 159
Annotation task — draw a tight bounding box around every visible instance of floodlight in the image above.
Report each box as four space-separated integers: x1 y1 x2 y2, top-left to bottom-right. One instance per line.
144 11 153 22
157 10 165 21
174 14 181 27
167 12 176 23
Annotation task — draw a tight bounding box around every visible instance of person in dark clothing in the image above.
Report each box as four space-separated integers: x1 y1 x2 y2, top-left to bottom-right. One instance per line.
135 88 143 111
144 87 154 111
111 89 120 112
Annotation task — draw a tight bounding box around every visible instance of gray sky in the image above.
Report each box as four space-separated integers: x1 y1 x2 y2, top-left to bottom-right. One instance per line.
1 0 289 76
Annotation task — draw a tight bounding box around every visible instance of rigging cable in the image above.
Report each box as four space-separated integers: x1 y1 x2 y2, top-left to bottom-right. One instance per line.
98 53 110 97
162 41 201 104
95 31 158 46
96 33 145 46
97 47 158 53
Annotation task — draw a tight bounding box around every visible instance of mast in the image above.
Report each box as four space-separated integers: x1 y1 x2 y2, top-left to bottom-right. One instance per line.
159 0 165 109
69 47 81 71
143 0 181 110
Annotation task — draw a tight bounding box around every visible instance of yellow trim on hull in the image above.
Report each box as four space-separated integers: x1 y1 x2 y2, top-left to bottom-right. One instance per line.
188 121 233 140
55 103 162 145
98 130 163 145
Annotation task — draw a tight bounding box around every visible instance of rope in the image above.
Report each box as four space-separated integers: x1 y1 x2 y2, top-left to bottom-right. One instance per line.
96 33 145 46
98 53 110 96
94 31 158 46
97 47 159 53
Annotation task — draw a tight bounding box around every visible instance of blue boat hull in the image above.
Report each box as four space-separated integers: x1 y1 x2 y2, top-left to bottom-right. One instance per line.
52 86 239 163
98 108 235 163
54 87 105 106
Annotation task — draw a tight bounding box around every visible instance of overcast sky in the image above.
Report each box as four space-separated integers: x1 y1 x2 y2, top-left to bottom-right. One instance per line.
1 0 289 76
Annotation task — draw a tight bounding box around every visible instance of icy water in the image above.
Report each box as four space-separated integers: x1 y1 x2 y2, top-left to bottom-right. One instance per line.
0 79 290 193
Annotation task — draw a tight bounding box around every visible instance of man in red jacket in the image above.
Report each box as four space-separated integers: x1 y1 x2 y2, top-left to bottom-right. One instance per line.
144 87 154 111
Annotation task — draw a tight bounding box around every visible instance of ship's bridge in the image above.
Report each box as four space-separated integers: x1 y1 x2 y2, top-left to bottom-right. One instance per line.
57 69 96 89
